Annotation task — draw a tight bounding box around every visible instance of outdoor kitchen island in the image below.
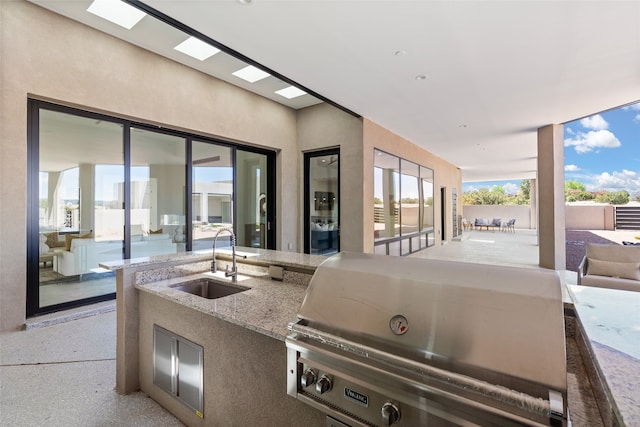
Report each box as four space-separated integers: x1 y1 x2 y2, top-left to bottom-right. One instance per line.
104 247 328 427
102 248 638 427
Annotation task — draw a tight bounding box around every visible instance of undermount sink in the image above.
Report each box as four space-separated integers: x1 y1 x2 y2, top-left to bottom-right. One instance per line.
171 278 250 299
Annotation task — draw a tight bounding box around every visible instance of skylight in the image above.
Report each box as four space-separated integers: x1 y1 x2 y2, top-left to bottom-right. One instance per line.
87 0 146 30
275 86 307 99
232 65 271 83
174 37 220 61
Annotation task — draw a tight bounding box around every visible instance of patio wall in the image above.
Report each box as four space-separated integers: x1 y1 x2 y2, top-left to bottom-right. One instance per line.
565 205 614 230
462 205 532 229
463 204 615 231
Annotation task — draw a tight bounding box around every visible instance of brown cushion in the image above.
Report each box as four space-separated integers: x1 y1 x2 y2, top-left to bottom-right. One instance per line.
587 258 640 281
149 228 163 234
65 232 92 251
44 232 64 248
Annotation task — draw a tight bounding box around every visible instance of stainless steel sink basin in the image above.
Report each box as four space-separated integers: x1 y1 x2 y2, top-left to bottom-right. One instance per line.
171 278 250 299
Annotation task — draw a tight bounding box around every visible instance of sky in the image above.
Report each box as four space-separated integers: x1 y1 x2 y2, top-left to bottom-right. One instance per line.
463 101 640 196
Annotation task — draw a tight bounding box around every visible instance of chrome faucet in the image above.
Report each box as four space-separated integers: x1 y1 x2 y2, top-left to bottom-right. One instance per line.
211 227 238 283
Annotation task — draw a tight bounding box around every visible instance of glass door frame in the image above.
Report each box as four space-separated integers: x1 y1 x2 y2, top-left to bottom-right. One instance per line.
303 148 340 254
27 99 276 317
26 100 126 316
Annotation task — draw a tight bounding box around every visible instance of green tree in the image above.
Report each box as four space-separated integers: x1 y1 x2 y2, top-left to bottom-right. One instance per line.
595 190 629 205
565 180 587 191
520 179 530 200
564 180 593 202
462 186 508 205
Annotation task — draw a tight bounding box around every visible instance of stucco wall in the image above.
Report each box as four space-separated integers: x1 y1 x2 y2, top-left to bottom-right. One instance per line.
0 2 463 330
297 103 364 252
362 120 462 251
463 205 533 229
0 1 299 331
565 205 615 230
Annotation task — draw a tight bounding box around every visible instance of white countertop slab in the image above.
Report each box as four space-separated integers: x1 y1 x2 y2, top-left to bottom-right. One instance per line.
567 285 640 426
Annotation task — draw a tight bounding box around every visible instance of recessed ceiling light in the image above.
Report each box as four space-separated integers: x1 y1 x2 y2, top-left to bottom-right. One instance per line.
232 65 271 83
275 86 307 99
237 0 253 4
87 0 146 29
174 37 220 61
415 74 427 81
459 124 468 128
395 50 406 56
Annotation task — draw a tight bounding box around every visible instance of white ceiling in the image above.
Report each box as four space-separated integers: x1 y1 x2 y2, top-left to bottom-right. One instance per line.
30 0 640 182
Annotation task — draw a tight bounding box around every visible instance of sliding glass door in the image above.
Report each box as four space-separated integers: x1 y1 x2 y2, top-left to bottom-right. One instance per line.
130 128 186 258
191 141 233 251
32 108 123 312
236 149 273 249
28 100 277 316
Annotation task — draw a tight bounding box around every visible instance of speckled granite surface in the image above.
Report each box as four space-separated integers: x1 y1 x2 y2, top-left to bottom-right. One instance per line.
101 246 327 272
568 285 640 426
136 271 308 341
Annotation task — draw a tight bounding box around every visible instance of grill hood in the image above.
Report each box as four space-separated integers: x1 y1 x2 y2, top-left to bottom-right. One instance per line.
294 252 567 399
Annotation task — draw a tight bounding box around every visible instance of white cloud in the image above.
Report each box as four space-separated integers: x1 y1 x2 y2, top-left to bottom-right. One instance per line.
636 113 640 122
564 129 621 154
622 102 640 111
565 127 575 135
565 164 580 172
502 183 519 195
589 169 640 192
579 114 609 130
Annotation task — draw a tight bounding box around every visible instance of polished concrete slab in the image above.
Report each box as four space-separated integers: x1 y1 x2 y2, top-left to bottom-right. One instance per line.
0 309 183 427
409 228 540 268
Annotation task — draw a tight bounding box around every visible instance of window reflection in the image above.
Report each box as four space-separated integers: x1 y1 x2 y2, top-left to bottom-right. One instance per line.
191 142 233 251
373 149 434 255
400 159 420 235
130 129 186 258
374 150 400 240
37 110 123 308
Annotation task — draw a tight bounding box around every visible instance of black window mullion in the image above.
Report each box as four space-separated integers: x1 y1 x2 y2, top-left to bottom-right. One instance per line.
26 100 41 317
123 123 131 259
185 138 193 251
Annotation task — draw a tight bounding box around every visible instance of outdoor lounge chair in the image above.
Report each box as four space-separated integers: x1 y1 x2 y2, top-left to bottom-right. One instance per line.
501 219 516 232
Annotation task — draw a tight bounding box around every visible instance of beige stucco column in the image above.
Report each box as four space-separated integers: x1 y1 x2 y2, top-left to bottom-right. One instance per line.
530 178 537 230
537 125 566 270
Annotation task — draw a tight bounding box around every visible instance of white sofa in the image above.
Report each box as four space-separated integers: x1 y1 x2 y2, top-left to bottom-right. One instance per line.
578 243 640 292
54 234 177 276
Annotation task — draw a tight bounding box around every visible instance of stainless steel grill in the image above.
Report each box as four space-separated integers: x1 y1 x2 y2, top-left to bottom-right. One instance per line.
286 252 567 426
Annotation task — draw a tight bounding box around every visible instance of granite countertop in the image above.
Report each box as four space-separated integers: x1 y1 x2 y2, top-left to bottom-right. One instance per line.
567 285 640 426
136 271 309 342
101 246 328 272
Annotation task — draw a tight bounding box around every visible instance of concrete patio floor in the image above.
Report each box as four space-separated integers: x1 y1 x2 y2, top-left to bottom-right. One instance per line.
409 228 541 269
0 304 183 427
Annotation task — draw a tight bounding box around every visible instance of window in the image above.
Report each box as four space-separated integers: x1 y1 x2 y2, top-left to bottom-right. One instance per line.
34 108 123 311
374 149 434 256
131 128 186 257
27 100 275 317
191 142 233 251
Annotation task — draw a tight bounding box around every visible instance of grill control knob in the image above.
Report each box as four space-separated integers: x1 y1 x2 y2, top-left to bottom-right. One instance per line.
315 375 333 395
300 369 317 388
381 402 401 426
